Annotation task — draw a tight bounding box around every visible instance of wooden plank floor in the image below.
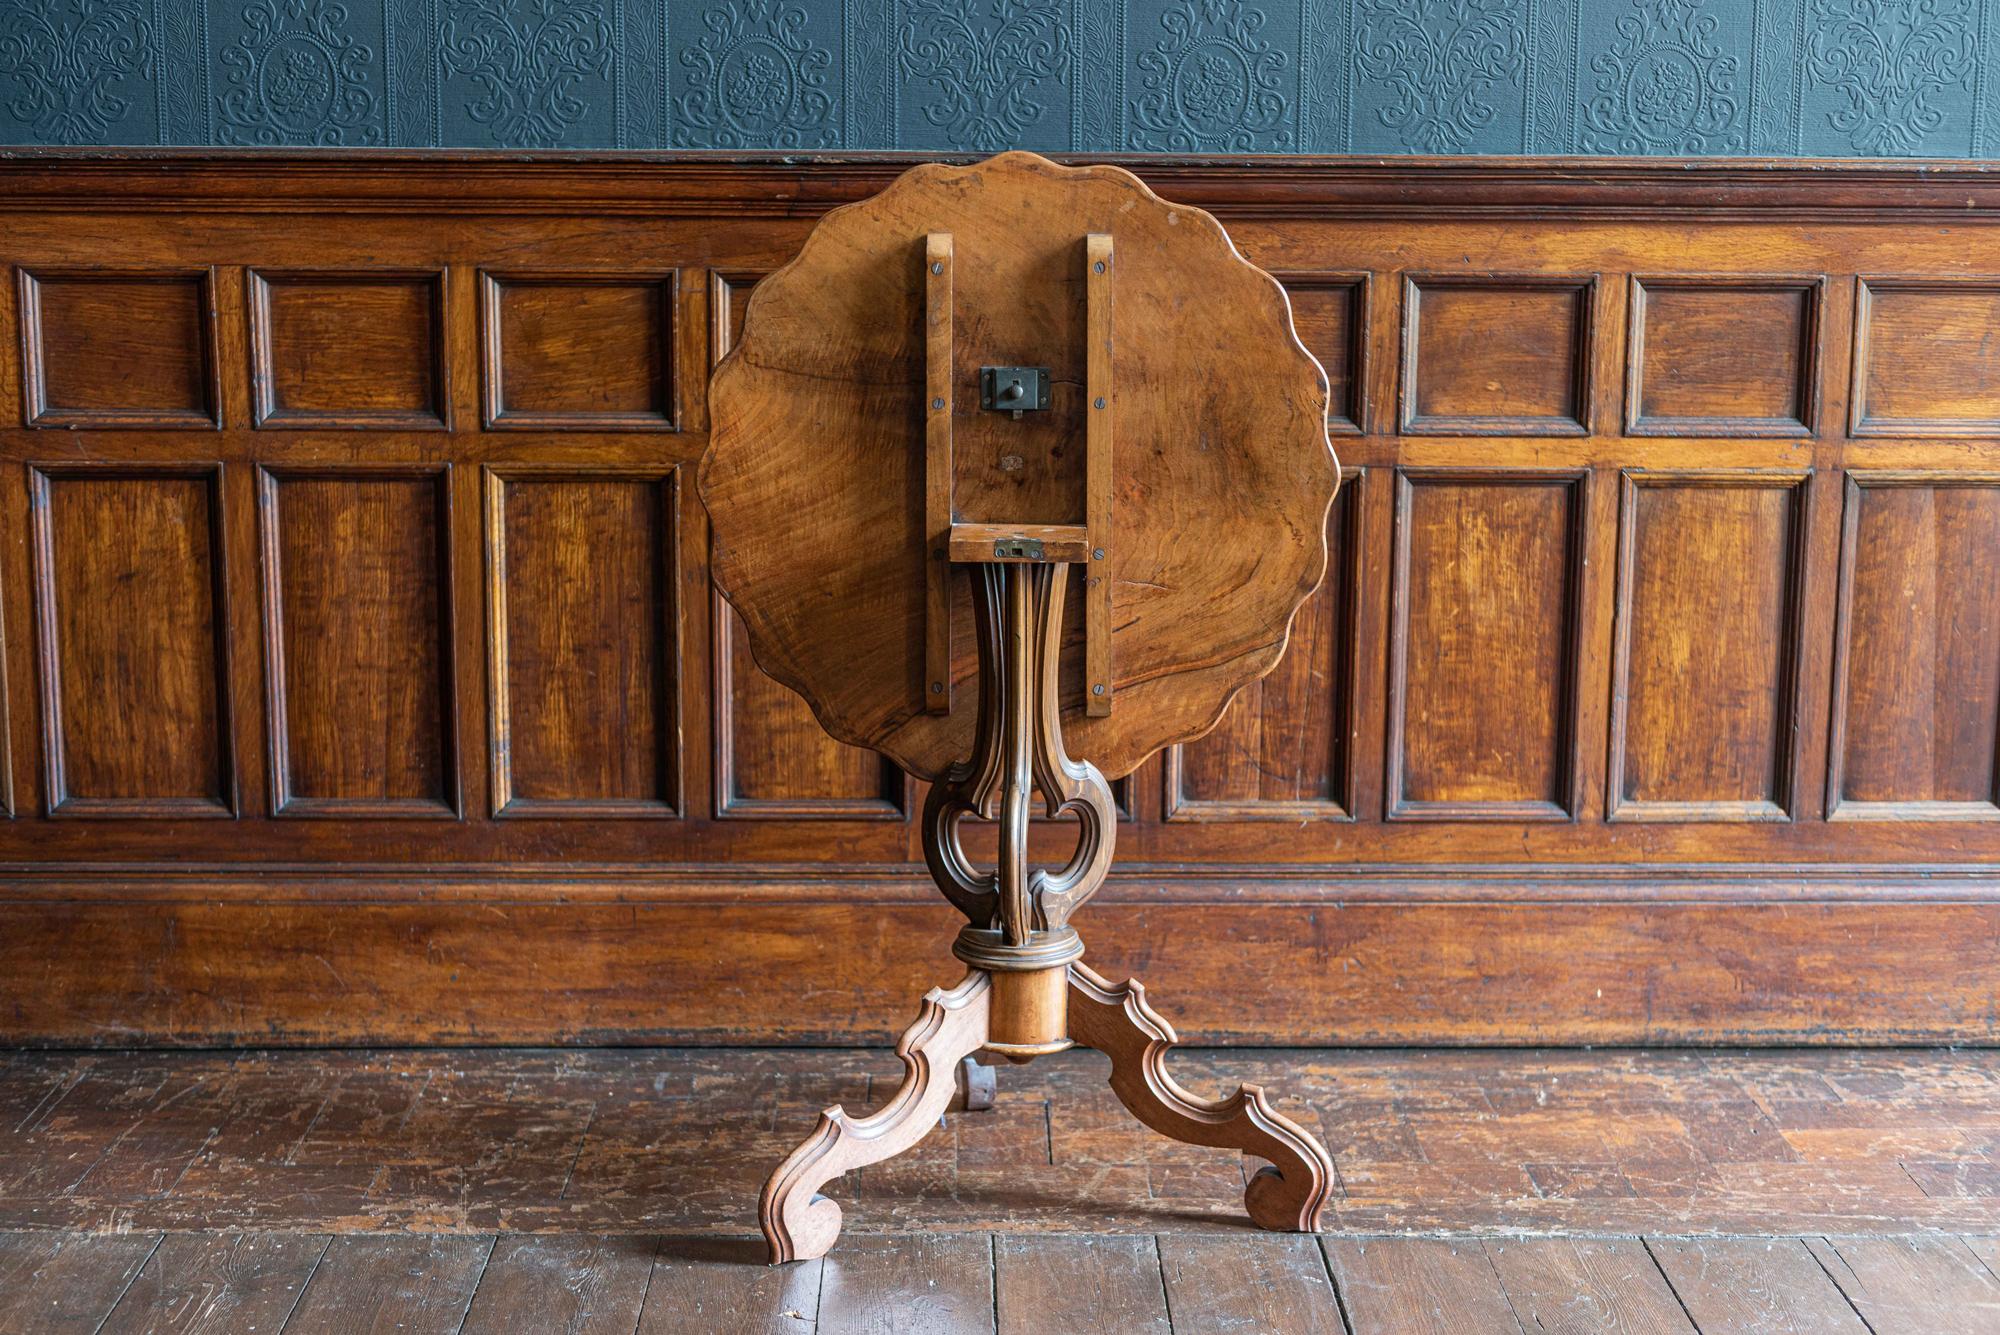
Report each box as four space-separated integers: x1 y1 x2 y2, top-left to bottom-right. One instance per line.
2 1046 1999 1331
3 1230 1999 1332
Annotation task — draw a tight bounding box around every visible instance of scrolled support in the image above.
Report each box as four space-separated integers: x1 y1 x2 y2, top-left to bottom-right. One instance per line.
1068 962 1335 1233
922 561 1115 970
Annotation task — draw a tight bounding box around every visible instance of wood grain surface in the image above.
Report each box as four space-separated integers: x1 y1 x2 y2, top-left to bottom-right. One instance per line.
702 151 1338 780
0 1045 1997 1330
0 153 1997 1046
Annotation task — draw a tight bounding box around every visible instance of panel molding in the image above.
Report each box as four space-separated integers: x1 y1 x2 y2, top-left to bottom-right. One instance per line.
1623 273 1825 437
1827 470 2000 823
17 267 222 430
11 155 2000 219
1273 271 1370 435
1849 275 2000 437
1164 475 1364 823
708 268 766 366
482 464 683 819
6 155 2000 1046
1385 468 1589 822
1399 272 1597 436
478 269 681 431
709 585 908 821
256 464 460 819
1607 469 1813 825
28 462 236 818
246 268 451 430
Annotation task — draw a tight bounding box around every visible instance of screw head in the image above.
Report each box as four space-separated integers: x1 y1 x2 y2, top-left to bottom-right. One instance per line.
931 262 943 274
931 681 944 694
1092 683 1106 696
932 397 944 410
1093 396 1106 410
1094 260 1106 274
1092 547 1105 560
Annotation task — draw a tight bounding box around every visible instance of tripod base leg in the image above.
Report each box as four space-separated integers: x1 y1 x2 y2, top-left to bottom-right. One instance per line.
1068 962 1335 1232
759 971 991 1263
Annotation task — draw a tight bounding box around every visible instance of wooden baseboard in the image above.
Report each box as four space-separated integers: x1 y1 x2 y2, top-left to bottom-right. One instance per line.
4 872 1992 1046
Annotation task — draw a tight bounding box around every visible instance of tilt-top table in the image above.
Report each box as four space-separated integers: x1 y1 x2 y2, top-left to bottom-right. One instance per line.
700 151 1341 1263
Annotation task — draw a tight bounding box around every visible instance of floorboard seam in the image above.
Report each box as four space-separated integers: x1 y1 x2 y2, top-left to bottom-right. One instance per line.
274 1236 335 1335
1639 1235 1704 1335
557 1106 596 1202
1804 1235 1881 1335
626 1234 662 1335
448 1236 498 1335
88 1231 163 1335
1960 1234 2000 1287
1152 1234 1177 1334
1481 1239 1531 1335
1313 1236 1356 1335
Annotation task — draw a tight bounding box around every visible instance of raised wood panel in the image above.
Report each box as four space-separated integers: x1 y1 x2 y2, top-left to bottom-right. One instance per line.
709 269 761 359
1278 273 1367 433
1626 276 1821 436
247 270 447 429
479 271 679 430
1387 471 1585 820
706 268 903 819
1165 480 1359 821
18 270 219 429
1400 275 1594 435
714 592 904 819
29 466 232 817
485 469 680 817
0 155 1997 1046
258 468 456 818
1851 279 2000 436
1828 474 2000 821
1610 472 1809 823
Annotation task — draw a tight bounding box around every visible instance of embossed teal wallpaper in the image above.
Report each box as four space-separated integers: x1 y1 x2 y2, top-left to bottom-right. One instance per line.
0 0 1989 155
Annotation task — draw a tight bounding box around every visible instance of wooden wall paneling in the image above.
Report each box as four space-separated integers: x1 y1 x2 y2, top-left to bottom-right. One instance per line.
1827 471 2000 822
711 588 907 819
1399 273 1596 436
0 283 18 815
706 267 907 820
16 268 222 430
438 261 491 832
28 463 235 817
1154 269 1375 824
483 466 682 818
1275 272 1368 434
478 270 680 431
1850 276 2000 436
0 529 13 817
256 466 457 818
246 269 449 429
1386 469 1588 820
1570 464 1624 824
8 889 2000 1046
1163 478 1361 821
1 157 1999 1044
1624 275 1824 436
1791 464 1847 825
1608 469 1812 823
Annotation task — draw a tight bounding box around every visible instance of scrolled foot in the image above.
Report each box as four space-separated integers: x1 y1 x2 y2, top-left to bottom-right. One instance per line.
758 972 992 1263
1068 962 1334 1233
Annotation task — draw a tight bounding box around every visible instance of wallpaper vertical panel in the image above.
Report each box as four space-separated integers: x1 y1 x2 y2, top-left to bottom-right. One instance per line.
0 0 1991 154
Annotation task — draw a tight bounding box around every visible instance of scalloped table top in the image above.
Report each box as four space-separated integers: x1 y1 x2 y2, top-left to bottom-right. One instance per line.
700 152 1339 781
